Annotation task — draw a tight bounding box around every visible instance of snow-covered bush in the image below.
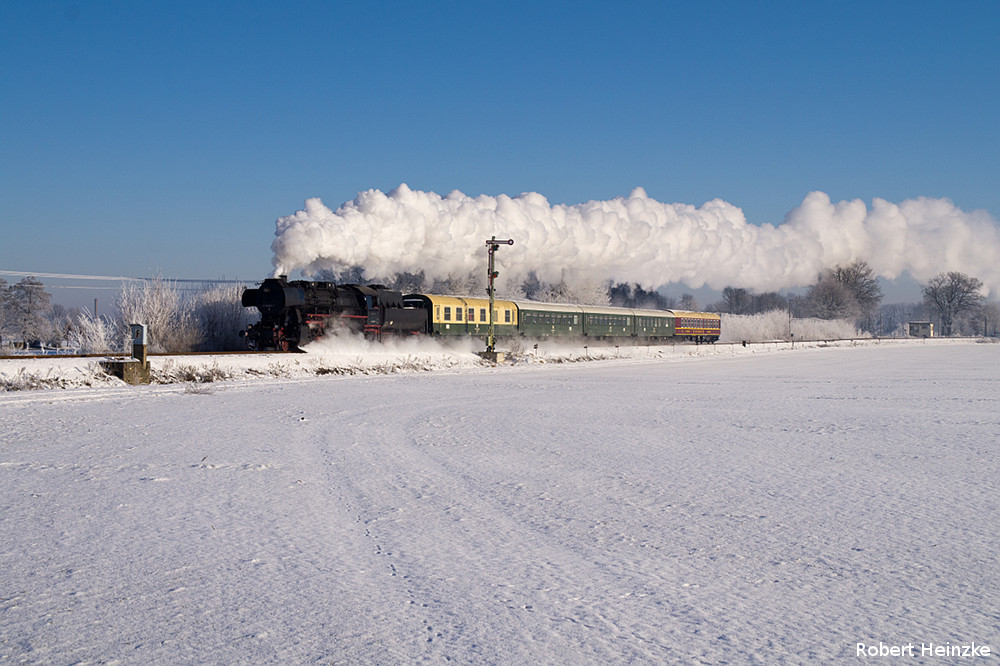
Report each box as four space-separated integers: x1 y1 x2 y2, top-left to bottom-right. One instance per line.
189 284 254 351
67 310 119 354
116 278 197 353
720 310 864 343
794 317 867 341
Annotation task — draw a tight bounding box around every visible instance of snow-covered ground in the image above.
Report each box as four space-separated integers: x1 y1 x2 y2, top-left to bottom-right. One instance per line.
1 338 997 663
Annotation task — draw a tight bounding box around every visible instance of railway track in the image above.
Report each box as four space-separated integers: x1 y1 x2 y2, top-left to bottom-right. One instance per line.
0 350 285 361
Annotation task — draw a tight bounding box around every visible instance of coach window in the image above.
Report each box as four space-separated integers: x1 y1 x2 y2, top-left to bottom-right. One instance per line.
444 306 451 321
468 309 474 322
480 308 487 321
456 307 463 321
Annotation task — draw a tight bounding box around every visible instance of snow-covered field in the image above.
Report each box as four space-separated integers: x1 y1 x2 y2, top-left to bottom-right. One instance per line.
1 338 997 663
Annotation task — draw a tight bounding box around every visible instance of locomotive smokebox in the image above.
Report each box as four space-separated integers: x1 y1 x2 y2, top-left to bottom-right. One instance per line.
251 278 306 316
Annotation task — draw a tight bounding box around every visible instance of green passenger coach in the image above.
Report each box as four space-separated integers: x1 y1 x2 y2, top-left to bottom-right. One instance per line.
633 308 676 340
513 301 584 338
581 305 635 338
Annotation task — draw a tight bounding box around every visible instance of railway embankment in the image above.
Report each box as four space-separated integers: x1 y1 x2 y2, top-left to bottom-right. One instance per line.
1 336 992 392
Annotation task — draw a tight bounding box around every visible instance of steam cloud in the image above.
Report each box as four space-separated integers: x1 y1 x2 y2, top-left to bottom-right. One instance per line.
272 183 1000 296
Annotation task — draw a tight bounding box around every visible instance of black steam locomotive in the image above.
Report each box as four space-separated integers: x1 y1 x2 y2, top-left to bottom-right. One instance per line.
240 276 426 351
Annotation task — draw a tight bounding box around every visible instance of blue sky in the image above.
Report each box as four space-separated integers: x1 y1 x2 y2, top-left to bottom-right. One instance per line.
2 1 998 306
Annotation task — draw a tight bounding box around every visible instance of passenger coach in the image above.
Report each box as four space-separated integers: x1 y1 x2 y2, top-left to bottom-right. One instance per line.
402 294 518 337
515 301 584 338
672 310 721 343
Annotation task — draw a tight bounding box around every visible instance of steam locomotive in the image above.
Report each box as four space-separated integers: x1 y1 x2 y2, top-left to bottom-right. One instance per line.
241 276 721 351
240 277 425 351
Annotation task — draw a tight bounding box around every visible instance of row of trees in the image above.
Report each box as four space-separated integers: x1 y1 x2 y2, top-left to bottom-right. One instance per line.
0 277 253 353
73 279 254 353
1 267 994 353
706 262 992 337
706 261 885 330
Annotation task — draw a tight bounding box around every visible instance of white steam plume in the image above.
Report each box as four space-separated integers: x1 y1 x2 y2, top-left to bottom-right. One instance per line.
271 183 1000 296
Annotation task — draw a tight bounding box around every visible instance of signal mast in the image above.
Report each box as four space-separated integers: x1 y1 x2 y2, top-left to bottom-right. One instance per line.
484 236 514 358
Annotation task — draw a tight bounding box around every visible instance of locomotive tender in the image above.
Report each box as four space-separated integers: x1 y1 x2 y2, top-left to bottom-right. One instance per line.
241 276 721 351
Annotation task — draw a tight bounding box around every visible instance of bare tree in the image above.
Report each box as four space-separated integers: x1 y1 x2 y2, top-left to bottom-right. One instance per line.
709 287 789 315
922 272 985 336
878 301 926 337
608 283 670 309
805 275 859 320
981 302 1000 337
753 291 789 313
720 286 753 314
678 293 698 310
831 261 883 330
800 261 883 328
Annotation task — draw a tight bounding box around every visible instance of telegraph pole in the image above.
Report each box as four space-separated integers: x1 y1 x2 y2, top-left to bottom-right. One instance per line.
485 236 513 355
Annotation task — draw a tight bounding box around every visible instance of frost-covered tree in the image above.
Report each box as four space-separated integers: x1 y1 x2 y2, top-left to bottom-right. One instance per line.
0 278 10 347
68 309 118 353
922 272 985 336
568 278 612 306
190 284 254 351
430 272 484 297
45 304 84 347
117 277 197 352
388 271 427 295
8 277 53 346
